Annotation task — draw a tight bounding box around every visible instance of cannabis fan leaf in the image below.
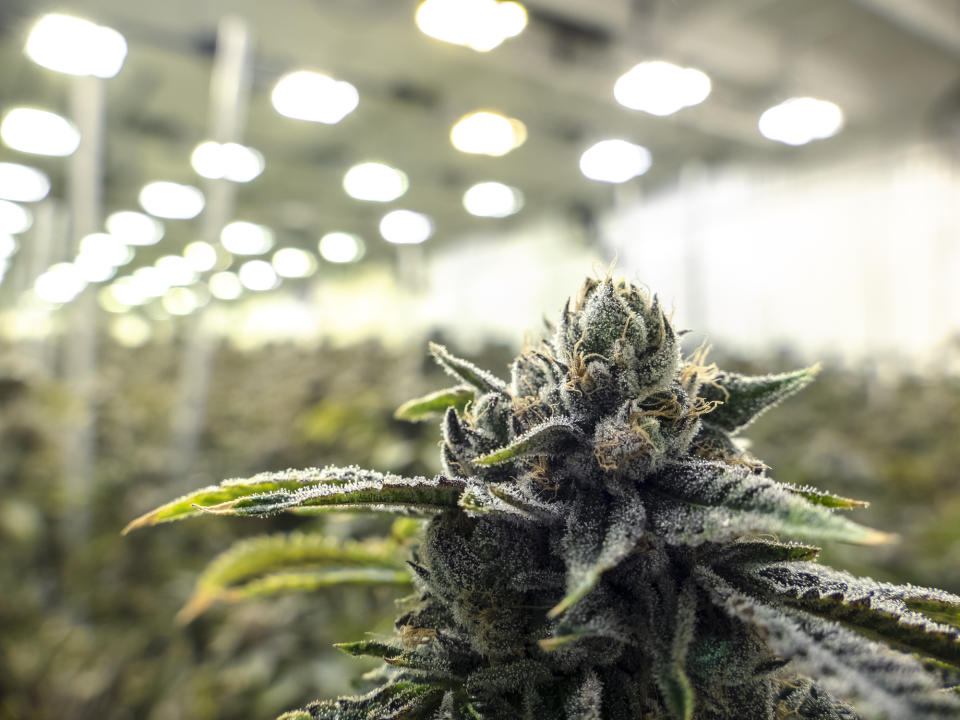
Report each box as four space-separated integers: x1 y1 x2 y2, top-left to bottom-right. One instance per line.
129 276 960 720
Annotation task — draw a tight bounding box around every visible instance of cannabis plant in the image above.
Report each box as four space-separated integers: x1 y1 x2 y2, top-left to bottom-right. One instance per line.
126 277 960 720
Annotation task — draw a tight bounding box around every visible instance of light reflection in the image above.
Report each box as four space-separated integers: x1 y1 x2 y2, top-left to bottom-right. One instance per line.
462 181 524 218
342 162 408 202
191 141 264 182
35 263 86 303
579 139 652 183
614 61 711 116
209 271 243 300
416 0 527 52
0 200 32 234
221 221 274 255
106 211 164 246
759 97 844 146
319 232 364 263
450 111 526 156
271 71 358 124
238 260 280 291
25 13 127 79
1 108 81 156
272 247 317 278
380 210 433 245
0 163 50 202
139 181 205 219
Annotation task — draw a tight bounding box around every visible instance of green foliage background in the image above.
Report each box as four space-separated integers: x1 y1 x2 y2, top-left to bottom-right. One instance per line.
0 337 957 718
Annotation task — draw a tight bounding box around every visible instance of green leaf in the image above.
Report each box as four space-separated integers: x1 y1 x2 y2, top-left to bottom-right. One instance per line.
217 568 410 602
736 562 960 667
654 582 697 720
335 638 405 659
782 484 869 510
473 416 583 466
276 711 312 720
429 342 507 394
395 387 474 422
645 460 893 546
700 568 960 720
203 474 467 519
549 492 646 618
714 539 821 567
178 533 406 622
307 681 447 720
700 365 821 434
122 466 357 533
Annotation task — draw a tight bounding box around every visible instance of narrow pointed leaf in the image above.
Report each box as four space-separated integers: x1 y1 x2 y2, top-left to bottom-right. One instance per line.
782 484 869 510
700 568 960 720
122 466 361 533
217 568 410 603
732 561 960 667
474 416 583 466
429 342 507 393
197 473 466 519
178 533 405 622
654 582 696 720
335 638 405 659
645 459 892 546
714 539 821 567
307 682 446 720
550 492 646 618
395 387 474 422
700 365 821 434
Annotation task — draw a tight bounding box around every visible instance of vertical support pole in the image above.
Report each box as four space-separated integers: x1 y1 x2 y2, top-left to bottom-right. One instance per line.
169 17 252 483
62 74 105 545
679 162 707 335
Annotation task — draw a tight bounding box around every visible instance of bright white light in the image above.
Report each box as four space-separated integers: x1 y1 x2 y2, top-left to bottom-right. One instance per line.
380 210 433 245
209 271 243 300
319 232 364 263
579 140 652 183
155 255 197 286
190 141 264 182
1 108 81 157
162 287 199 316
272 247 317 278
221 221 274 255
450 111 526 156
342 162 408 202
106 211 164 246
271 71 359 124
80 232 133 266
183 240 217 272
759 97 844 146
35 263 86 303
98 285 129 313
416 0 528 52
614 61 711 116
0 234 18 259
139 181 205 220
25 14 127 79
74 251 117 282
132 266 168 297
0 163 50 202
0 200 32 234
238 260 279 291
108 277 147 307
463 181 524 218
110 314 151 346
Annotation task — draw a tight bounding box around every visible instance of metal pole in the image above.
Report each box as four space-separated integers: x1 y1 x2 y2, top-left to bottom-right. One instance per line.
169 17 253 483
62 74 105 545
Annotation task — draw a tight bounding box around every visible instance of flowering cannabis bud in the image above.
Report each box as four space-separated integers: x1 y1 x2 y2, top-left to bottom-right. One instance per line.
127 276 960 719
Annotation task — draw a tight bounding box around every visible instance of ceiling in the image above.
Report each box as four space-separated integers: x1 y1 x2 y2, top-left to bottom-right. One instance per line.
0 0 958 270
